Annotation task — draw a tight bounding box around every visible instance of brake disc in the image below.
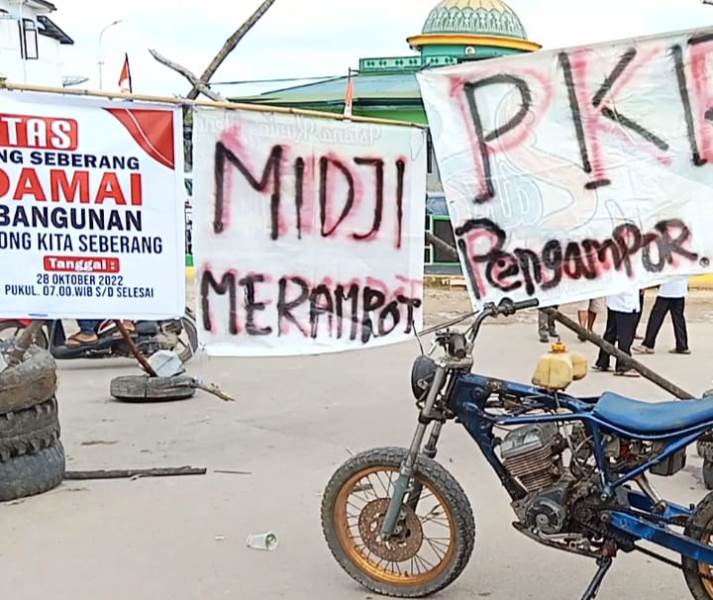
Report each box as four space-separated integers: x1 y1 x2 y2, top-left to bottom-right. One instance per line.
358 498 424 562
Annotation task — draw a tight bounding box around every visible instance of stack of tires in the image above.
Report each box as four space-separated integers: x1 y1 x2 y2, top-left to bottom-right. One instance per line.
0 349 64 502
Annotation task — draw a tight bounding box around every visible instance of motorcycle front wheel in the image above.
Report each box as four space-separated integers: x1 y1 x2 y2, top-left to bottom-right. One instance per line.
321 447 475 598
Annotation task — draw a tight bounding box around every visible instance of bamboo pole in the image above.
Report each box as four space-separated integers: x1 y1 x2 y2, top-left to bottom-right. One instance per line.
0 80 426 129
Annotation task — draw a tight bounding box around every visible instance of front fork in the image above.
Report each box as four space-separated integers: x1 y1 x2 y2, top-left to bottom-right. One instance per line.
380 366 447 539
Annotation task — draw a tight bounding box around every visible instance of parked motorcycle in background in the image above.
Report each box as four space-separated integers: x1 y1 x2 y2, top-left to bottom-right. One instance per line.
0 310 198 364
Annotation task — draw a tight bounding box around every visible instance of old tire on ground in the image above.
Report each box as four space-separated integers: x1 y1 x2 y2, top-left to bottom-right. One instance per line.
0 442 65 502
110 375 196 403
0 349 56 414
321 447 476 598
0 398 60 462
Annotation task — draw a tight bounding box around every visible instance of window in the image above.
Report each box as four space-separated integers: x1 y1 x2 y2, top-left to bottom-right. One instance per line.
424 245 433 265
19 19 38 60
427 130 434 174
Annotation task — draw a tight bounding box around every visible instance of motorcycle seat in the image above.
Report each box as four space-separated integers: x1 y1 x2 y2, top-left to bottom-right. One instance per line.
593 392 713 434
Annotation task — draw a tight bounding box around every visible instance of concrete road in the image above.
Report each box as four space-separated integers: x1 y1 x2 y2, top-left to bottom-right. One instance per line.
2 316 713 600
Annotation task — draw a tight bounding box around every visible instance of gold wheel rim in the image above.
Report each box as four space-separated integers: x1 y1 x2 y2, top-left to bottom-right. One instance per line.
334 465 456 587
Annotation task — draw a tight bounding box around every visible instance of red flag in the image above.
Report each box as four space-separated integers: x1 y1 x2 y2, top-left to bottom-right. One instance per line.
118 53 133 93
344 68 354 118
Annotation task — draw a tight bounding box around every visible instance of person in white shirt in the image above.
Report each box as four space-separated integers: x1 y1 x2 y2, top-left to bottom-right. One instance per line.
634 279 690 355
594 288 641 376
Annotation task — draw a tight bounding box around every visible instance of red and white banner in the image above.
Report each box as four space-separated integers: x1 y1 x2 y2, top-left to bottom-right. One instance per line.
0 91 185 319
419 27 713 309
193 107 427 356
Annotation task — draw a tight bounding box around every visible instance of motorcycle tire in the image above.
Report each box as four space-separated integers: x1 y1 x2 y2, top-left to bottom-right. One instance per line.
0 349 57 415
683 491 713 599
110 375 196 403
0 320 49 350
0 398 60 462
0 442 65 502
699 440 713 463
704 462 713 492
321 447 475 598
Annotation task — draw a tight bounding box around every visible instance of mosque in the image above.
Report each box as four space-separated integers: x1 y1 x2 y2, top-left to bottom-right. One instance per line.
241 0 540 273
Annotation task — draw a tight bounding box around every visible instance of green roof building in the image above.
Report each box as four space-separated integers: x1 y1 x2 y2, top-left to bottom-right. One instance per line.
238 0 540 273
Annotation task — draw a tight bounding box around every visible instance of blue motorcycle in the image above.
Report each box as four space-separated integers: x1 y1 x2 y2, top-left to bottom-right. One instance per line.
322 299 713 600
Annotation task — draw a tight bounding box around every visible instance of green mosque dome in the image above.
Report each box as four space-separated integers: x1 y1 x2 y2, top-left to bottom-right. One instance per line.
422 0 528 41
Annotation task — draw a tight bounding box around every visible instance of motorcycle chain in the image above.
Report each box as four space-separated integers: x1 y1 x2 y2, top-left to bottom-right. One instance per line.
573 497 713 583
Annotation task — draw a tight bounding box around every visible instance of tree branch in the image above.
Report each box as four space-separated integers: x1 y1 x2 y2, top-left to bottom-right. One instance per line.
148 49 224 101
187 0 277 100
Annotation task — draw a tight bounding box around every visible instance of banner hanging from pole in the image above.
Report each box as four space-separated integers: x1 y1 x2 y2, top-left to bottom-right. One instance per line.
418 27 713 309
193 107 427 357
0 91 185 319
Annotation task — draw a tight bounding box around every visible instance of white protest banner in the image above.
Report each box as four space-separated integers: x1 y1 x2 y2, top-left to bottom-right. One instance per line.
0 92 185 319
418 27 713 309
193 108 426 356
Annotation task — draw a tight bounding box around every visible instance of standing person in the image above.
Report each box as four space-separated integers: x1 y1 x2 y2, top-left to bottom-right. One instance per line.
593 287 641 376
634 279 690 355
577 298 605 340
538 307 558 343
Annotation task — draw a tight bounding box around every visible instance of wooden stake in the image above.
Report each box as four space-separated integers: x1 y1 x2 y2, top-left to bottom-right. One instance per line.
543 308 695 399
427 232 460 261
64 466 207 480
114 320 158 377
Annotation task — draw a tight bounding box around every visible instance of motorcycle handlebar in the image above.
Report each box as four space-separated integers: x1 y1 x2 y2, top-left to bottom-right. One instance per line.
418 298 540 339
510 299 540 312
488 298 540 317
467 298 540 343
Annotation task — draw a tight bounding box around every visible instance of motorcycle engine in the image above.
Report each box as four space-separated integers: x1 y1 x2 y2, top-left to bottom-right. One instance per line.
501 423 569 536
501 423 563 492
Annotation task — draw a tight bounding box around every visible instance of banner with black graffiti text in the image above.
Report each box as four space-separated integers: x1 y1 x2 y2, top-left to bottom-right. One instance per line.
193 108 427 356
418 27 713 309
0 91 185 319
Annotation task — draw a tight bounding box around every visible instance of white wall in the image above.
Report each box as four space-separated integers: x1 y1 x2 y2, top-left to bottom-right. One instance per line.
0 0 67 87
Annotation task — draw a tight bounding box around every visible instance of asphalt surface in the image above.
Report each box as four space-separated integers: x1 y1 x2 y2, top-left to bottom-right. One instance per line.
2 313 713 600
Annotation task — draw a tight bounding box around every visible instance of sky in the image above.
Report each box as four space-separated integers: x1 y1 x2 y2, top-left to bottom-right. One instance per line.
56 0 713 97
